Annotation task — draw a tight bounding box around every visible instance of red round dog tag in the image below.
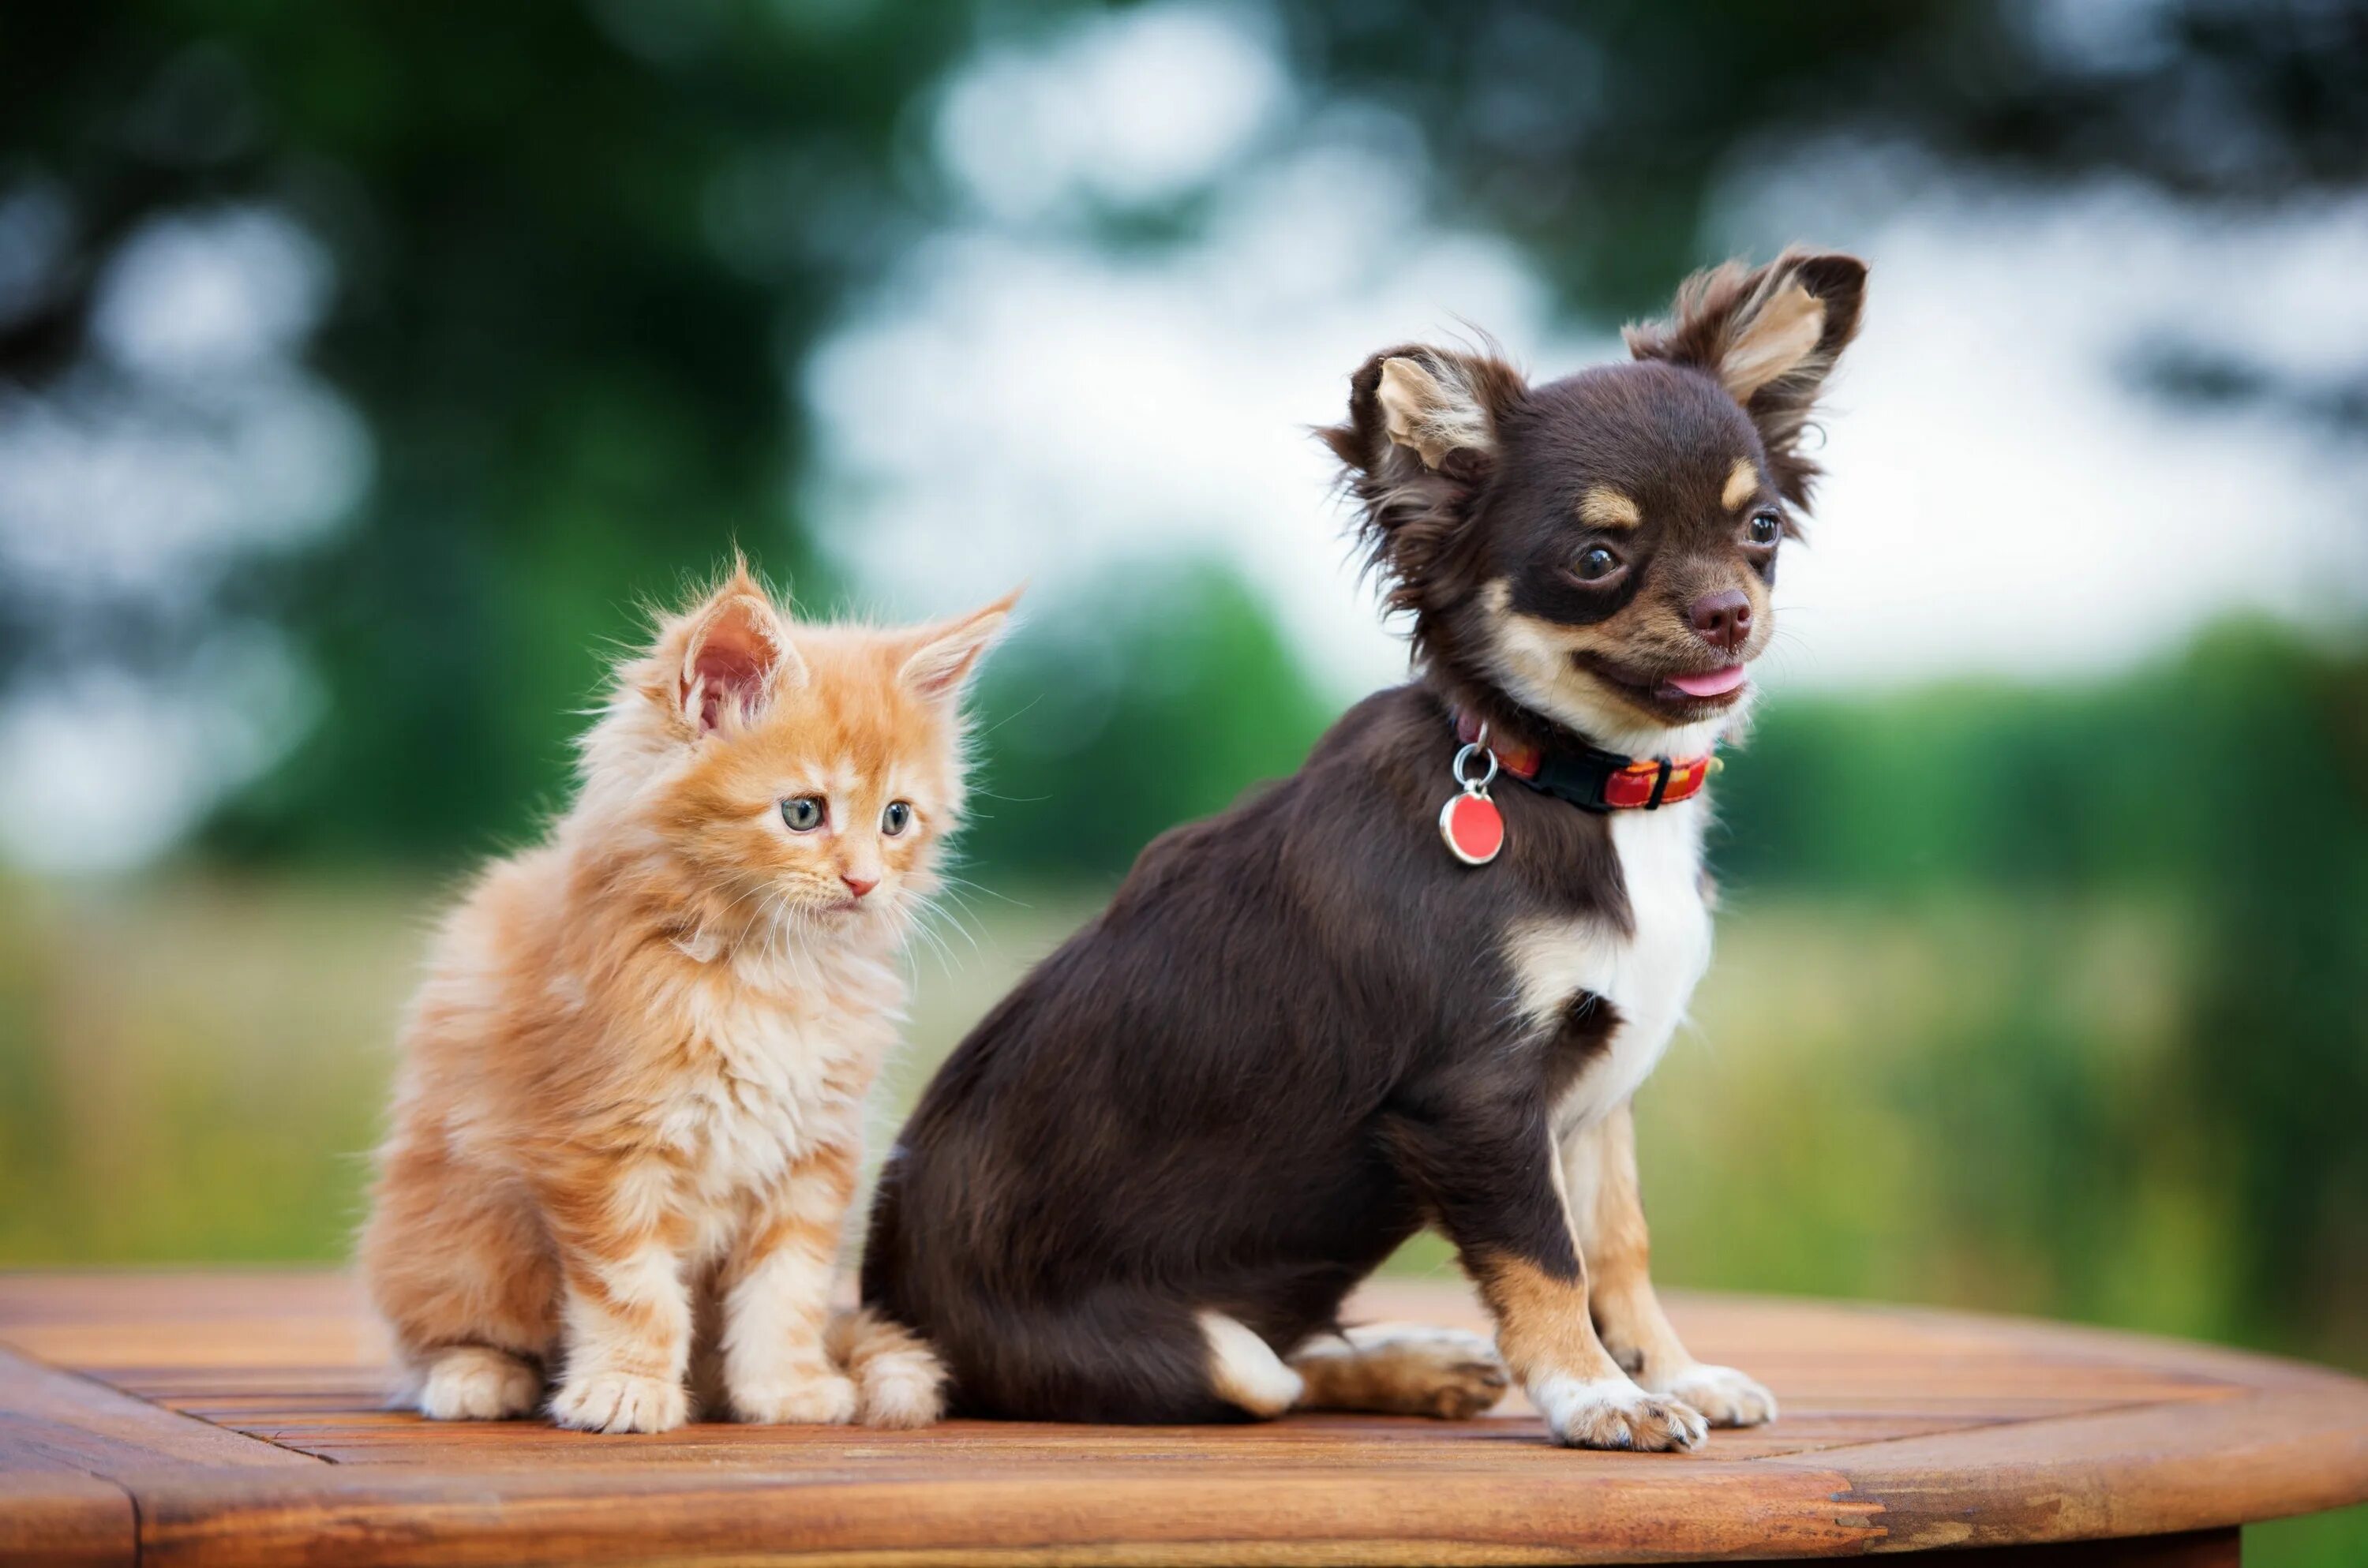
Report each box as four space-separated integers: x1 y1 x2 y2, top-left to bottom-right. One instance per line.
1441 737 1504 866
1440 791 1504 866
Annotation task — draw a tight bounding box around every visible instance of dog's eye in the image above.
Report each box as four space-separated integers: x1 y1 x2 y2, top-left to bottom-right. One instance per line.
781 795 826 832
1573 545 1623 582
1748 511 1782 545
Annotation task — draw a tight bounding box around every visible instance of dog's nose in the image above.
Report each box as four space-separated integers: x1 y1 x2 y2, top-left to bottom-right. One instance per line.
1688 589 1752 651
841 873 878 898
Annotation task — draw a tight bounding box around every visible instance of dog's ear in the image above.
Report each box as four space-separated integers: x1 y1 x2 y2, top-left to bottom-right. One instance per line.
1321 344 1527 618
1328 345 1525 474
1626 249 1867 507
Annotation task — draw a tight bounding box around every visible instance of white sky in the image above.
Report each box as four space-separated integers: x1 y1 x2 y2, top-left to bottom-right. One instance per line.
806 2 2368 701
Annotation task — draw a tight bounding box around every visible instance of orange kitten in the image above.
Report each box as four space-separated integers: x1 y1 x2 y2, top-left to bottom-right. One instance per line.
360 565 1013 1433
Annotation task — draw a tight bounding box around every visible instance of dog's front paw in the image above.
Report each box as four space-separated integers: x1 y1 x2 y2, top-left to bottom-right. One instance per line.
550 1369 688 1434
1531 1374 1706 1451
731 1365 860 1426
1648 1362 1778 1429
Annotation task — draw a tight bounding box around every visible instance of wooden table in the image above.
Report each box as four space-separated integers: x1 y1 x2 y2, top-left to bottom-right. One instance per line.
3 1272 2364 1566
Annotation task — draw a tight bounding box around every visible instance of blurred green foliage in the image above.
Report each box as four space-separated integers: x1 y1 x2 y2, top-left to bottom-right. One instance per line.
961 565 1340 883
4 0 979 860
1721 621 2368 1355
8 1 2364 862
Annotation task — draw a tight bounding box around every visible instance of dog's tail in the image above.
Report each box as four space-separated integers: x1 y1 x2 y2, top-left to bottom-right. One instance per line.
827 1306 947 1429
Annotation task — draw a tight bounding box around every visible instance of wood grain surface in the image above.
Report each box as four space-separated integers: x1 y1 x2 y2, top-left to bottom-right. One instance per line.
0 1271 2361 1566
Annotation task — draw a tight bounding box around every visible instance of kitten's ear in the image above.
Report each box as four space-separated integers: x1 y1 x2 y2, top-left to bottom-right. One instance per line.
674 573 804 735
1625 249 1867 506
899 589 1021 703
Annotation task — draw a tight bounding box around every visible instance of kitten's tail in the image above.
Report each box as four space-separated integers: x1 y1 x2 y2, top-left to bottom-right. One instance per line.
827 1307 947 1429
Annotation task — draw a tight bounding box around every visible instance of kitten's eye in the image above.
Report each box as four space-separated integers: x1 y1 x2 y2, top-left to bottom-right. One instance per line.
1573 545 1624 582
1748 511 1783 545
781 795 826 833
881 800 914 836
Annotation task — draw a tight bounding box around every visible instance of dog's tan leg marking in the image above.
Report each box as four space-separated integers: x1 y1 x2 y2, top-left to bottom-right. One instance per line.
1470 1250 1706 1450
1290 1323 1508 1419
1197 1311 1303 1419
1561 1104 1777 1428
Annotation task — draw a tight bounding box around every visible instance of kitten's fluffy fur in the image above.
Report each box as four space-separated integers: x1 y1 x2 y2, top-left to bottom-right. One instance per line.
361 565 1013 1434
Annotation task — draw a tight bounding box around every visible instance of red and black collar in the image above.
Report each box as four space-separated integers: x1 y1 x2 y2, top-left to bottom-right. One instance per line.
1453 709 1715 814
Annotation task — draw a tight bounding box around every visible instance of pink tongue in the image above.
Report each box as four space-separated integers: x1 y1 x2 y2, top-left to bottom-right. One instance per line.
1665 664 1748 698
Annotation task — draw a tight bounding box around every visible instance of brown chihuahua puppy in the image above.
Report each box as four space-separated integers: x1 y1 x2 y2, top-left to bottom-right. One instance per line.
862 251 1866 1449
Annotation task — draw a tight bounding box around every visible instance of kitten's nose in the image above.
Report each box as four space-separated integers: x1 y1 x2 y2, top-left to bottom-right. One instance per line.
1688 589 1752 651
841 873 878 898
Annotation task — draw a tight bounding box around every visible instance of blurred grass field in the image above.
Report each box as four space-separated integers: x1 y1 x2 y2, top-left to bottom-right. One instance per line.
2 873 2361 1564
0 873 2326 1338
0 874 2255 1320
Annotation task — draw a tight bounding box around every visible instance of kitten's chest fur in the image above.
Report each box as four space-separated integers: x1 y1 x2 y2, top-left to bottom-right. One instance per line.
644 946 902 1207
1504 802 1714 1134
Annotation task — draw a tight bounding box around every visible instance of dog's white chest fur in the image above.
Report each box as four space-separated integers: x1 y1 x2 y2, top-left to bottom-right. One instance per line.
1504 801 1714 1132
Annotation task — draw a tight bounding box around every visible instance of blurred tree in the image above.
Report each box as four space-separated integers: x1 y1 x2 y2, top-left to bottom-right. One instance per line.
6 0 2364 859
961 563 1337 885
0 2 984 859
1286 0 2368 319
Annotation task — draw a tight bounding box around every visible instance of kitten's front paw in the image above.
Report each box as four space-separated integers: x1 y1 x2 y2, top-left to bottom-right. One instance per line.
550 1369 689 1434
732 1367 860 1425
418 1347 541 1421
1649 1362 1778 1428
1531 1374 1707 1452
